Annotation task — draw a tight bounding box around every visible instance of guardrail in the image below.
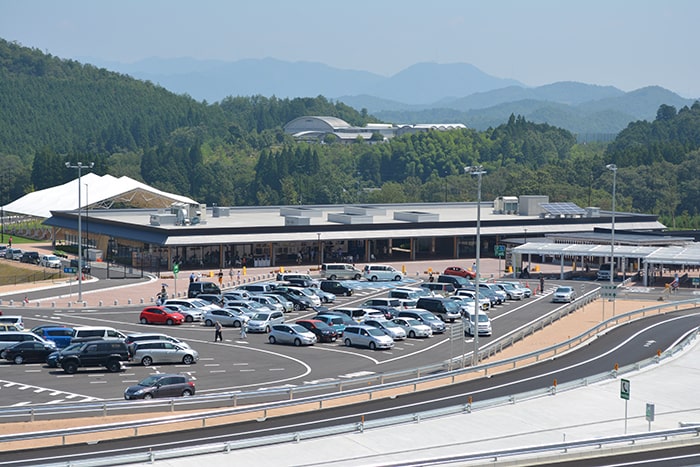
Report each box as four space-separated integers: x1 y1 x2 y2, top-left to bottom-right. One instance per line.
16 325 700 467
1 293 698 427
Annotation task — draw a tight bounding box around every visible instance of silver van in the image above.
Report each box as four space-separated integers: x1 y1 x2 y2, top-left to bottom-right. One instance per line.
362 264 403 282
342 325 394 350
0 331 55 351
321 263 362 280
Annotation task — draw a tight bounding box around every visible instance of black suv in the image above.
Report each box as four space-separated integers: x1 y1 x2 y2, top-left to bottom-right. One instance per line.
57 339 129 374
69 259 91 274
20 252 40 264
416 297 463 322
436 274 471 289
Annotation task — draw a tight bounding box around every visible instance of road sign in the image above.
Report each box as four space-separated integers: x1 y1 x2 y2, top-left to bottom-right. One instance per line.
693 277 699 287
64 267 77 274
494 245 505 258
173 263 180 274
620 378 630 400
602 284 618 299
646 402 655 422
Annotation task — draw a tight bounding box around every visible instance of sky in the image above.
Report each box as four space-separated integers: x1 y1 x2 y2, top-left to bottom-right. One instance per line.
1 0 698 98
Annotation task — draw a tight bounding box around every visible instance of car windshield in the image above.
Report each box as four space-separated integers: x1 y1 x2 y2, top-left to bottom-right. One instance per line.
289 324 307 333
405 319 422 326
382 320 400 329
252 313 270 321
420 313 440 321
367 328 384 336
192 300 209 307
61 343 83 353
556 287 571 293
138 375 162 387
478 314 489 322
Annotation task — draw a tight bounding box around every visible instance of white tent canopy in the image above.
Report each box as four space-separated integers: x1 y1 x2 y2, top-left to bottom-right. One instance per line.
2 174 198 218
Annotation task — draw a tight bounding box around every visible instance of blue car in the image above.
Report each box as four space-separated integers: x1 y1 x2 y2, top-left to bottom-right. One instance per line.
39 327 74 348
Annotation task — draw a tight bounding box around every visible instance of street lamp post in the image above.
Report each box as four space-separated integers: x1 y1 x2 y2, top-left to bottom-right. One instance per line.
317 233 322 270
606 164 617 316
465 165 486 366
66 162 94 302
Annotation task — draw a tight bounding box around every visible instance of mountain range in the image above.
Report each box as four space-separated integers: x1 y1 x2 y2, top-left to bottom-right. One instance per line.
87 57 698 136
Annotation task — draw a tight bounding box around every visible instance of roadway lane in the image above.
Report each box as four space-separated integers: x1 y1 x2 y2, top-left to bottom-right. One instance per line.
3 309 697 466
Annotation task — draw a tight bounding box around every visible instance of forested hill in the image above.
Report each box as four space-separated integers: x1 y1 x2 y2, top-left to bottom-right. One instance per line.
1 38 699 229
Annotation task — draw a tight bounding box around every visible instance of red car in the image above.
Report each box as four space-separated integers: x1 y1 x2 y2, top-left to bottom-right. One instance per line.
443 266 477 279
139 306 184 325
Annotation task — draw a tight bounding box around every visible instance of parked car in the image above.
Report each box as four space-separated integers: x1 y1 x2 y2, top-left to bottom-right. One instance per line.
125 333 191 355
447 295 477 315
397 309 446 334
314 314 348 336
40 254 62 268
307 287 336 303
493 282 525 300
131 340 199 366
415 297 462 322
443 266 477 279
46 342 86 368
464 310 493 336
295 319 339 343
479 283 508 303
333 307 385 323
1 341 56 364
342 325 394 350
139 306 184 325
437 274 471 289
552 286 576 303
162 303 203 323
387 289 421 307
247 311 285 333
187 281 221 298
497 280 532 298
248 294 285 312
268 288 314 311
0 315 25 331
268 324 317 346
363 305 400 320
69 258 91 274
57 339 130 374
124 374 196 400
362 264 403 282
285 286 322 308
195 293 224 305
454 289 491 310
391 317 433 338
363 318 407 340
321 263 362 280
20 251 40 264
318 280 354 297
37 327 74 348
71 326 127 342
262 293 294 312
203 308 249 328
0 331 54 352
163 298 211 322
4 248 23 260
362 298 402 309
420 282 456 296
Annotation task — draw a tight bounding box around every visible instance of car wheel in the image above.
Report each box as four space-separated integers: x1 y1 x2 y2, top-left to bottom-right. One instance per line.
294 338 302 347
182 389 193 397
265 325 271 333
166 319 174 325
141 356 153 366
293 303 300 311
14 355 24 365
63 361 78 374
329 274 337 280
368 342 376 350
354 274 361 281
370 276 378 282
106 359 122 372
347 290 353 296
269 336 276 344
182 355 194 365
393 275 402 281
185 315 193 323
409 331 416 338
233 320 241 328
344 338 352 347
143 393 153 400
205 319 213 327
140 317 148 324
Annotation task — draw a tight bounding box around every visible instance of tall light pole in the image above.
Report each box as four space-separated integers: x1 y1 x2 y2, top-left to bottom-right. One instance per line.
606 164 617 316
465 165 486 366
66 162 94 302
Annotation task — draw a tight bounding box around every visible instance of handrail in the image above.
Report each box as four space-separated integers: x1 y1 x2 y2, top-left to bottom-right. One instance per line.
17 326 700 467
0 294 697 426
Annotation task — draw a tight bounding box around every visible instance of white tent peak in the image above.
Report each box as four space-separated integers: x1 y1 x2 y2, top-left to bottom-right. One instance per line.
2 174 199 218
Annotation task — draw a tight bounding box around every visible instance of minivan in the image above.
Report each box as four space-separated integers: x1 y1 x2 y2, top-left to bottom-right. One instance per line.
397 309 446 334
342 325 394 350
436 274 471 289
597 263 614 281
236 283 275 294
72 326 127 342
415 297 462 322
5 248 23 260
0 331 55 351
321 263 362 280
465 310 492 336
420 282 456 296
187 281 221 298
362 264 403 282
0 315 25 331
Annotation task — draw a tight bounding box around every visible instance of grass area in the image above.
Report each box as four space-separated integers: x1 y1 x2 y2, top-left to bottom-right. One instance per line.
0 260 63 286
1 234 37 244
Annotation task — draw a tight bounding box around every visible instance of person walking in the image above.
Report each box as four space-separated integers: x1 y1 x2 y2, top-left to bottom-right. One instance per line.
539 274 545 295
189 272 195 283
240 322 247 339
218 270 224 288
214 321 223 342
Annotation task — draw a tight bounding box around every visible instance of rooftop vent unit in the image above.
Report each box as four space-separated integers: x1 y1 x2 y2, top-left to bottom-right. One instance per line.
393 211 439 222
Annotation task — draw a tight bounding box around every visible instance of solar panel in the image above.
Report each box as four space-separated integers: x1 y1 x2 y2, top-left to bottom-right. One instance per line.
540 202 587 217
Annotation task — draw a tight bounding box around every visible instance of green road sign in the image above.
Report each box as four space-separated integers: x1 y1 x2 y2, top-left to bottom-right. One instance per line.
620 378 630 400
494 244 505 258
646 402 655 422
173 263 180 274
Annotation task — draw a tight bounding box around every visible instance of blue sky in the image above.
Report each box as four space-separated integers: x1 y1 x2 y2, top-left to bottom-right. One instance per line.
1 0 698 97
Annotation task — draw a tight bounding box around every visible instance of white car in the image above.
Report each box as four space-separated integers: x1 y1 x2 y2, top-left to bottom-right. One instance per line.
203 308 249 328
40 255 62 268
552 286 576 303
162 301 204 322
363 318 407 340
391 317 432 338
362 264 403 282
